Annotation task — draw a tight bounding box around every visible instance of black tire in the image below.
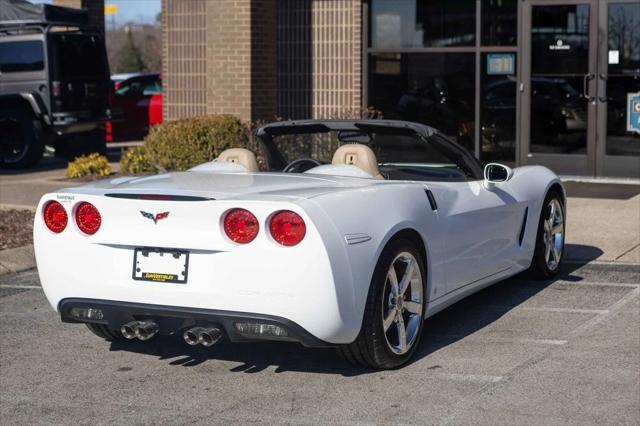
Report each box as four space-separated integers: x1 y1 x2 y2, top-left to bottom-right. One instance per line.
338 238 426 369
85 323 124 341
0 107 45 169
529 189 565 279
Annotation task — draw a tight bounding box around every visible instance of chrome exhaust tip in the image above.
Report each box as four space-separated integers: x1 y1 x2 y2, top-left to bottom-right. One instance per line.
135 320 159 341
121 321 139 340
198 326 223 347
183 327 204 346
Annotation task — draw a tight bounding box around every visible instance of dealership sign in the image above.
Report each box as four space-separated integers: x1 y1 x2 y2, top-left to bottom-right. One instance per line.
629 92 640 135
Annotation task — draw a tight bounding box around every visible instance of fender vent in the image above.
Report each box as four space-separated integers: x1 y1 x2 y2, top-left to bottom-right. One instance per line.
425 189 437 211
518 207 529 246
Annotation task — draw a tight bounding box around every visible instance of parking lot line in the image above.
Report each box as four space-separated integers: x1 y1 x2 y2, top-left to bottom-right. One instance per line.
563 259 640 267
0 284 41 290
552 280 639 288
432 373 503 384
570 287 640 337
520 307 609 315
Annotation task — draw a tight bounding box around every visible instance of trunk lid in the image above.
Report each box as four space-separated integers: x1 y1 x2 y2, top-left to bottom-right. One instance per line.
62 171 382 201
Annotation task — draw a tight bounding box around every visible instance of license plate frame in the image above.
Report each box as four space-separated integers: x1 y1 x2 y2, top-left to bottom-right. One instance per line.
132 248 189 284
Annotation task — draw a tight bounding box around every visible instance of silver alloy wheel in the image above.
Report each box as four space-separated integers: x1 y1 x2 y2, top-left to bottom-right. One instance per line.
382 252 424 355
543 198 564 271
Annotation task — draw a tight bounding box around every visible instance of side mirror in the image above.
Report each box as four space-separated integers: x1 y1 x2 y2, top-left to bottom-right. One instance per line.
483 163 513 190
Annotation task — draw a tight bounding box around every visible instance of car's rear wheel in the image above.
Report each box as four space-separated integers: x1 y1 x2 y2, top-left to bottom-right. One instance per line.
529 189 565 279
85 323 124 341
0 108 45 169
339 238 426 369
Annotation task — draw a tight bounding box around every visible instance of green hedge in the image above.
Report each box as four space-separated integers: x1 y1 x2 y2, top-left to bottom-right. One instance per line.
120 115 248 174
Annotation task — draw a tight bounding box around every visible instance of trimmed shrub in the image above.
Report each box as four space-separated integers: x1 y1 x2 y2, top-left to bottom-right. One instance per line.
119 145 154 174
120 115 248 174
66 153 112 179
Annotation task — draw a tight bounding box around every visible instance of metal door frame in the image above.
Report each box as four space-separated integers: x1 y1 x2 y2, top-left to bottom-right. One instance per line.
520 0 599 176
596 0 640 178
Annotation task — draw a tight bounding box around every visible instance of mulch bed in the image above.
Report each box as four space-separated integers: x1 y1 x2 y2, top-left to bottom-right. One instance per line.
0 209 35 250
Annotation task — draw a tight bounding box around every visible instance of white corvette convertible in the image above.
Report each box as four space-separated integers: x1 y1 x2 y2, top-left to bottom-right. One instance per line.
34 120 566 369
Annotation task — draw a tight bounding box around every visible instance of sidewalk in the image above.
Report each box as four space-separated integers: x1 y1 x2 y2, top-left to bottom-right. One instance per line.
1 163 639 263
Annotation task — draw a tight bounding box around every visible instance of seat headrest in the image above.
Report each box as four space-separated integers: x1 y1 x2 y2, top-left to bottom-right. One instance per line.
331 144 383 179
217 148 259 172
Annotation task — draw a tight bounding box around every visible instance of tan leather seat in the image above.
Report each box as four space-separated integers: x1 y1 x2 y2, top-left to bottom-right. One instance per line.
331 144 383 179
217 148 259 172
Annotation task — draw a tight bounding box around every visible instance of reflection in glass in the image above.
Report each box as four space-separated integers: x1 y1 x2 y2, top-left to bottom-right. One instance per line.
481 0 518 46
530 5 590 154
370 0 476 48
368 53 475 153
481 53 517 163
606 3 640 157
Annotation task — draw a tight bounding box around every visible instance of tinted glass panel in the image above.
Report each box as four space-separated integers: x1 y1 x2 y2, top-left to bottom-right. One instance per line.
271 130 471 181
530 5 590 154
371 0 476 48
481 53 517 163
368 52 475 152
0 41 44 73
51 34 107 78
481 0 518 46
606 2 640 157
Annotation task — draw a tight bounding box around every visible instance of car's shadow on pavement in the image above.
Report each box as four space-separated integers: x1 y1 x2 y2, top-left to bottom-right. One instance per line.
108 244 603 376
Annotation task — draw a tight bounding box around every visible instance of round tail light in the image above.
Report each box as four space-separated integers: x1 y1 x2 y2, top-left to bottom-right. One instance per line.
75 202 102 235
43 201 68 233
269 210 306 246
223 208 259 244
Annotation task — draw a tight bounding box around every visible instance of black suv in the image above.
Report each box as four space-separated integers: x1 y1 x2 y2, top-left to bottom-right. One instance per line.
0 0 111 168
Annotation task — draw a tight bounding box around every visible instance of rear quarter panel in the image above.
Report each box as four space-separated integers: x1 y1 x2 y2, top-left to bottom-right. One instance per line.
301 182 446 326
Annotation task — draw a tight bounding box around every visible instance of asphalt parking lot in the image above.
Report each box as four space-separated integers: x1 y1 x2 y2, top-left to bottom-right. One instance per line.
1 260 638 425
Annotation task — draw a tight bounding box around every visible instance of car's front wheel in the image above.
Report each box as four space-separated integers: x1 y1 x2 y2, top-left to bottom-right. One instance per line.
529 189 565 279
339 238 426 369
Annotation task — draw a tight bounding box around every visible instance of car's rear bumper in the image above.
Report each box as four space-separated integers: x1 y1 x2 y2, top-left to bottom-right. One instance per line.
59 298 333 347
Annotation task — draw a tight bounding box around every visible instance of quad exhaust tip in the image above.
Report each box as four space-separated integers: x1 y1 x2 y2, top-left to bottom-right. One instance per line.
121 320 159 341
183 325 223 347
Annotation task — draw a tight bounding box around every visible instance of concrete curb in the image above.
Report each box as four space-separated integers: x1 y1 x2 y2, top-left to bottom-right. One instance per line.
0 245 36 276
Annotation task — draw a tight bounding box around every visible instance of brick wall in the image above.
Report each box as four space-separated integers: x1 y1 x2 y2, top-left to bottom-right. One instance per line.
164 0 276 122
310 0 362 118
163 0 362 122
54 0 105 31
277 0 362 119
162 0 207 120
251 0 277 121
204 0 252 121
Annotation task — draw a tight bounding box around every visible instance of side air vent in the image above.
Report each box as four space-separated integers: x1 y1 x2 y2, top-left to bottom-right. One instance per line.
518 207 529 246
424 189 437 211
104 194 214 201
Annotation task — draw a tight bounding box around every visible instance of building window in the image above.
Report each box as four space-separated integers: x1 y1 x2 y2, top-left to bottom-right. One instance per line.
481 53 517 163
481 0 518 46
370 0 476 48
368 53 476 152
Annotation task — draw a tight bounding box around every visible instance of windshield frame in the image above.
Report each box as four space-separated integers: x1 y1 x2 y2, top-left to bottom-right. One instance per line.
256 120 483 181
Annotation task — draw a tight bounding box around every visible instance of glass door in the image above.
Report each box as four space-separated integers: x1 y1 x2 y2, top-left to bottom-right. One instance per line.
521 0 598 175
597 0 640 178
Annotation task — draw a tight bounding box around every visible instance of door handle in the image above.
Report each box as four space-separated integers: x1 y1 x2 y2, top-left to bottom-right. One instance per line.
583 73 595 102
598 73 607 103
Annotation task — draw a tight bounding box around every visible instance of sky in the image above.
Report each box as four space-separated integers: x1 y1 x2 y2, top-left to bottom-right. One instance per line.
32 0 161 25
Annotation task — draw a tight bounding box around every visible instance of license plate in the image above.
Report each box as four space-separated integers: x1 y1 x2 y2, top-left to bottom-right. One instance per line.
132 248 189 284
